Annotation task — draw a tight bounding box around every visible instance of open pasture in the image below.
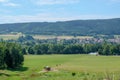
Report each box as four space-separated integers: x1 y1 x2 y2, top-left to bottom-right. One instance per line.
0 55 120 80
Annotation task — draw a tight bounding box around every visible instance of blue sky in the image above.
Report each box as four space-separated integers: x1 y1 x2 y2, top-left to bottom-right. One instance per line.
0 0 120 23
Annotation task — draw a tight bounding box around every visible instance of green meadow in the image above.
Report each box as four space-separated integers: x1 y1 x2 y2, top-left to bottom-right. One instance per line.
0 55 120 80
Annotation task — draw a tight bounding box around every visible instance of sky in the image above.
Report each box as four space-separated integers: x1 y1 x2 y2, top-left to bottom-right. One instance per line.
0 0 120 23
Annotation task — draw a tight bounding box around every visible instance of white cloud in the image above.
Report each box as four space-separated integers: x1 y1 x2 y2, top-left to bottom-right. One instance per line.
4 2 19 7
32 0 80 5
0 13 119 24
0 0 7 3
0 0 20 7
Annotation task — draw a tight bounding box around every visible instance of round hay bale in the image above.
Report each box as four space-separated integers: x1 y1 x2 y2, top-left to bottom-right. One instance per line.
44 66 51 71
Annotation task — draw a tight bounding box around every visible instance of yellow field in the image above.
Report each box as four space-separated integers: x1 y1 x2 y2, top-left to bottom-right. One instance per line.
0 34 93 40
33 35 93 40
0 34 22 40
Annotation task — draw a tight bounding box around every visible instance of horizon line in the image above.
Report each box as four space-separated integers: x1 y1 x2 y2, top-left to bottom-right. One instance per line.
0 17 120 24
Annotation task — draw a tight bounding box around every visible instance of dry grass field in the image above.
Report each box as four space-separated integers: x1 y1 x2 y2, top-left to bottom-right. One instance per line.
33 35 93 40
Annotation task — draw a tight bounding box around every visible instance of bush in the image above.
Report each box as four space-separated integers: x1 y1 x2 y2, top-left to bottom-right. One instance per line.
0 42 24 69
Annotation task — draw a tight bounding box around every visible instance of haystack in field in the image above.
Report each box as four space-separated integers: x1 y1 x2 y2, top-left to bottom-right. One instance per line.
38 66 58 73
44 66 51 71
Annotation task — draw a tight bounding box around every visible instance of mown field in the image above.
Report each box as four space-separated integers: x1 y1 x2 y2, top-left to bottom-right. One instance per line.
0 33 23 40
0 34 93 40
0 55 120 80
33 35 93 40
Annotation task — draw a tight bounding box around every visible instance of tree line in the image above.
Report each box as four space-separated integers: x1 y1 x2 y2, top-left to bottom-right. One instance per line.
0 42 24 69
1 42 120 70
23 43 120 55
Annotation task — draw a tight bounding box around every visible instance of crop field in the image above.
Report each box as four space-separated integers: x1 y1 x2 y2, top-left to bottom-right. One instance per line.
0 34 93 40
0 55 120 80
33 35 93 40
0 33 22 40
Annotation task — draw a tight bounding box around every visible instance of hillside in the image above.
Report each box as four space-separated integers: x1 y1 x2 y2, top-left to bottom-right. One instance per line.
0 18 120 35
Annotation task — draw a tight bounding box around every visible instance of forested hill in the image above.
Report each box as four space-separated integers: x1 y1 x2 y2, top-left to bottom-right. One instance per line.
0 18 120 35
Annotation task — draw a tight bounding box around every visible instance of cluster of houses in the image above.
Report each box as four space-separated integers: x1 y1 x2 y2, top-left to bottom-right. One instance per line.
57 37 120 44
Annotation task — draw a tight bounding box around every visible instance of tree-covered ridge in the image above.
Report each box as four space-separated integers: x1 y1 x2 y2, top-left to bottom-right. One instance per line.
0 18 120 35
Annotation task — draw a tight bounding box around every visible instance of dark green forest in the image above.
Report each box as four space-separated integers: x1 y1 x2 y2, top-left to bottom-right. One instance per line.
11 35 120 55
22 43 120 56
0 18 120 35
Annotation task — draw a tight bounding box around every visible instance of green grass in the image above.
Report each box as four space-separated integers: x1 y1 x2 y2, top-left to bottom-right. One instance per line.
1 55 120 80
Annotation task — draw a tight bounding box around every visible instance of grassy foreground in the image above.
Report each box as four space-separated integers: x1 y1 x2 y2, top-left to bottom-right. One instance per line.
0 55 120 80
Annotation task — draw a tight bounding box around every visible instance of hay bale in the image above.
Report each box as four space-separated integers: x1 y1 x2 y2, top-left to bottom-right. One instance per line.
44 66 51 71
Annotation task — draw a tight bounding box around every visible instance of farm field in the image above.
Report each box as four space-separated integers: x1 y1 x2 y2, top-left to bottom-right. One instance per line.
0 55 120 80
0 34 93 40
32 35 93 40
0 33 23 40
